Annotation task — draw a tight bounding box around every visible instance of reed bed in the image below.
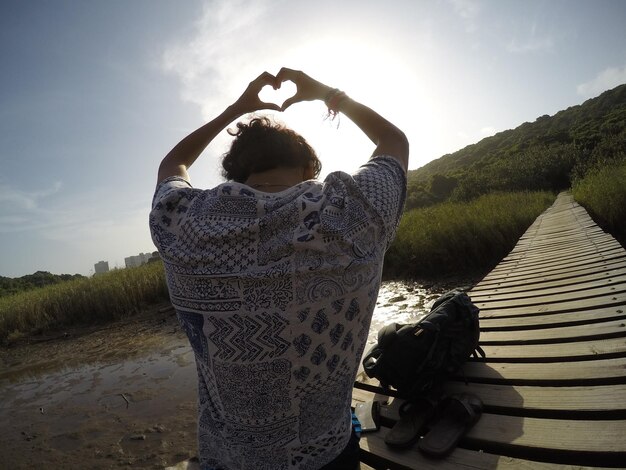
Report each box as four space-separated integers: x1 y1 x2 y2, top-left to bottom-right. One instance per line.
572 160 626 245
384 191 555 278
0 261 169 343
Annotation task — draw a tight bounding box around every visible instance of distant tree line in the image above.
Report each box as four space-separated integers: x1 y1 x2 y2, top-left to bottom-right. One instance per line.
405 83 626 210
0 271 85 298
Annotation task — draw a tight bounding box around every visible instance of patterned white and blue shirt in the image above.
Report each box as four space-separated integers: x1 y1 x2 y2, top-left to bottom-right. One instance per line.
149 156 406 470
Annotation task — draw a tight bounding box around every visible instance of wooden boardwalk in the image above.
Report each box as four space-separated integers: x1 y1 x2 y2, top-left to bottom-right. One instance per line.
353 192 626 469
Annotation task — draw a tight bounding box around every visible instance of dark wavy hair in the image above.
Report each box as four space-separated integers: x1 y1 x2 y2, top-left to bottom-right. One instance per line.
222 117 321 183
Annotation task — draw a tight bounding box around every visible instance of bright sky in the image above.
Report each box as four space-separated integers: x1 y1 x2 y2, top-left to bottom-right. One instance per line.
1 0 625 277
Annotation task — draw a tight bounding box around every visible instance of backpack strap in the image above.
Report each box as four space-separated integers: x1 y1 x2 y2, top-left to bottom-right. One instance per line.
473 345 486 359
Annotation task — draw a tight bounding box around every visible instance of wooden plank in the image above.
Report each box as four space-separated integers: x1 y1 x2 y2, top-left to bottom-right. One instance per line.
489 252 625 278
491 254 625 281
520 218 600 229
479 257 626 287
466 414 626 455
505 243 617 258
511 237 615 251
477 292 626 317
518 225 607 238
479 306 626 329
474 285 626 311
499 237 621 257
517 227 606 242
511 227 618 243
481 249 626 281
471 260 626 293
461 357 626 383
479 318 626 344
489 248 626 276
516 231 605 244
498 246 623 272
354 383 626 415
478 336 626 360
470 268 626 299
521 216 597 228
497 234 623 258
515 229 609 245
443 382 626 415
472 269 626 303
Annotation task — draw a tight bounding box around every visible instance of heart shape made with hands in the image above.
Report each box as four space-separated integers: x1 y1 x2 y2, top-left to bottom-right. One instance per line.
258 80 297 109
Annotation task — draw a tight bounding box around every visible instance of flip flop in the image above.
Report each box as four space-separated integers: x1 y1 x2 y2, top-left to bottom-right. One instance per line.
384 397 437 448
418 393 483 458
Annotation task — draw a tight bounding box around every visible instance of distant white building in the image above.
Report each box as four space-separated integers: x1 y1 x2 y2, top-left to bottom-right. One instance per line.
124 252 154 269
94 260 109 274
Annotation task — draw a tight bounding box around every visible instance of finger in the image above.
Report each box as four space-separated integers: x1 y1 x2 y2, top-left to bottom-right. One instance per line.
253 71 278 89
276 67 299 84
281 96 299 111
258 101 281 112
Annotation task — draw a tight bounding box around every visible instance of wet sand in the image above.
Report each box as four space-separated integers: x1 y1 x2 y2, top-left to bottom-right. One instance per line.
0 280 474 469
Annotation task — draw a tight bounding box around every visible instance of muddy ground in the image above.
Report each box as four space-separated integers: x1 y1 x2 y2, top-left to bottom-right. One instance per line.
0 279 476 469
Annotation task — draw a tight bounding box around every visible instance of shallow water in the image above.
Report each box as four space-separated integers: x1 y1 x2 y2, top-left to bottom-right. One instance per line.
0 280 459 469
368 280 443 344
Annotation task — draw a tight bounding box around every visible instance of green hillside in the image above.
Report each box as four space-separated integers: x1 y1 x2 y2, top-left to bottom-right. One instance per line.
406 83 626 209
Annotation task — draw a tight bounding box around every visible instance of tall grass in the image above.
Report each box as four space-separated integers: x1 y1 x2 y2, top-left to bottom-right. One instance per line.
384 191 555 278
572 160 626 246
0 261 169 344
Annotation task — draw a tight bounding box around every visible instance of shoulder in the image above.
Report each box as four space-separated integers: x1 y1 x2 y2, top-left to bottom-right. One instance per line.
152 176 196 209
352 155 407 181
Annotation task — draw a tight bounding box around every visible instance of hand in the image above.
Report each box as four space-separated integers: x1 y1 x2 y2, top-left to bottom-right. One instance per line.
275 67 332 111
231 72 282 115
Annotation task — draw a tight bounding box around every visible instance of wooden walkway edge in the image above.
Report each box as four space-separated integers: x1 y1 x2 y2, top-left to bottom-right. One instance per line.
353 192 626 469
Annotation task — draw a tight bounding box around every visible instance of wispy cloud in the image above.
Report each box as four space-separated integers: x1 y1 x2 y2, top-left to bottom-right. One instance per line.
0 182 64 232
506 22 554 54
0 181 144 246
577 64 626 98
162 0 275 119
448 0 482 33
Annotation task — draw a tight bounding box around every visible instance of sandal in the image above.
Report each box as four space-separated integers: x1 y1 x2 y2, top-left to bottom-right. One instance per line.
384 397 437 448
418 393 483 458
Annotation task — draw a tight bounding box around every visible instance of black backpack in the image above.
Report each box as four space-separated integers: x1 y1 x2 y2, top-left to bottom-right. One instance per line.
362 290 484 398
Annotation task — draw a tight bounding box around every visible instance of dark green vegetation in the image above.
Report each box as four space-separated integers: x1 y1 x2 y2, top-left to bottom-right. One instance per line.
0 271 85 297
0 262 168 344
406 84 626 209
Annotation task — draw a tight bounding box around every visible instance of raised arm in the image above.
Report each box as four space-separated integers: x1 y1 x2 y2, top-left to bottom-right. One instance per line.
276 68 409 172
157 72 281 184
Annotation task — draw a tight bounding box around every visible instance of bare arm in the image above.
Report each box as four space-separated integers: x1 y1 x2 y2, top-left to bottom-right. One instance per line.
276 68 409 172
157 72 281 184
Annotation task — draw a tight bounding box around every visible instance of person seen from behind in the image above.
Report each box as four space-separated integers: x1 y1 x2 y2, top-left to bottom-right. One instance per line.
150 68 409 469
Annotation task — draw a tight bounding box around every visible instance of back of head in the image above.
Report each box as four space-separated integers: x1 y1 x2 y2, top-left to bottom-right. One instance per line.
222 116 321 183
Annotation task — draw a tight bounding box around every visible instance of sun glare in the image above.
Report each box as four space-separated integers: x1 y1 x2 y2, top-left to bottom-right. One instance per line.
265 36 437 174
